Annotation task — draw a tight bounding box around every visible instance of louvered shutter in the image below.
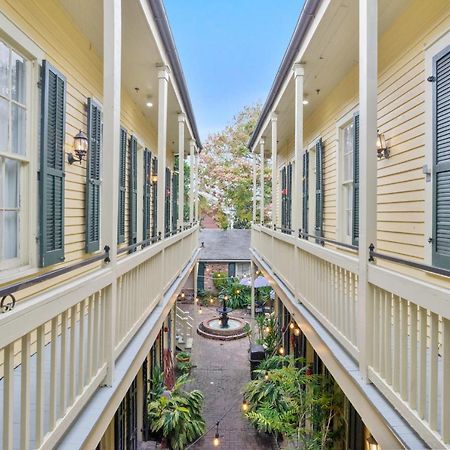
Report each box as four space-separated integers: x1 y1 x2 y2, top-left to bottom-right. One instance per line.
85 98 102 253
302 151 309 237
197 262 205 291
165 167 171 236
433 47 450 268
143 149 152 243
281 166 287 230
228 262 236 278
171 171 179 232
39 61 66 267
129 135 138 246
352 114 360 247
287 163 293 232
152 156 158 238
315 138 324 243
118 127 127 244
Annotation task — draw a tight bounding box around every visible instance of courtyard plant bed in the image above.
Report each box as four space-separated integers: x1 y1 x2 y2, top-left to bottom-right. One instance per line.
176 351 191 363
147 369 205 450
243 356 344 449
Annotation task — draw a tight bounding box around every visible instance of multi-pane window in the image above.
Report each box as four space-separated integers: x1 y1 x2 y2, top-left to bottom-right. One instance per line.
341 122 354 241
0 40 27 269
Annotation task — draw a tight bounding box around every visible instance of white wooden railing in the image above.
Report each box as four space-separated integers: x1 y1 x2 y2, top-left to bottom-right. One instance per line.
0 226 198 450
175 306 193 348
252 224 450 449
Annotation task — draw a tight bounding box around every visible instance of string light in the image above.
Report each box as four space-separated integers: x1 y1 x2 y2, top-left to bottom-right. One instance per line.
294 327 300 336
194 297 199 303
199 306 203 314
242 398 249 412
278 346 285 355
264 371 269 381
265 326 271 333
236 289 240 294
289 322 295 330
209 298 214 304
213 422 220 447
181 292 185 299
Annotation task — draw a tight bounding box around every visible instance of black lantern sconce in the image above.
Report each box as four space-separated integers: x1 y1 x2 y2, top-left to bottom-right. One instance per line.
377 131 390 159
68 130 88 165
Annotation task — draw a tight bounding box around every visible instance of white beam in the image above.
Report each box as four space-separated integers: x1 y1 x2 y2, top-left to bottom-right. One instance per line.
102 0 121 385
271 114 278 227
252 150 257 223
358 0 378 381
178 113 185 229
189 140 195 223
195 150 199 222
292 63 304 234
259 139 265 224
157 66 169 238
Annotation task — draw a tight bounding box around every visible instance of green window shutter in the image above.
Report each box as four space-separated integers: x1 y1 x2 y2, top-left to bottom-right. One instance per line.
118 127 127 244
85 98 102 253
281 166 287 230
39 61 66 267
302 151 309 236
228 262 236 278
165 167 171 236
171 171 179 232
287 163 293 232
352 114 360 247
198 262 205 291
129 135 138 246
433 47 450 268
143 149 152 242
152 156 158 238
315 138 324 242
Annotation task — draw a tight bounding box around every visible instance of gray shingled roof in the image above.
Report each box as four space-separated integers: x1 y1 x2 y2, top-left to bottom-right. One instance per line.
199 229 251 261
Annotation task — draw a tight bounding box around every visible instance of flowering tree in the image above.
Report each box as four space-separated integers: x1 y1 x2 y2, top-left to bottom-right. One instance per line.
199 104 272 229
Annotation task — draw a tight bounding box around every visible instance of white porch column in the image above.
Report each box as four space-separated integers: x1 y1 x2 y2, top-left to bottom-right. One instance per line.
292 63 304 234
271 113 278 227
250 261 255 319
102 0 121 386
195 150 199 222
259 139 265 224
358 0 378 382
178 114 185 229
157 66 169 238
252 150 257 223
193 262 198 300
189 140 195 224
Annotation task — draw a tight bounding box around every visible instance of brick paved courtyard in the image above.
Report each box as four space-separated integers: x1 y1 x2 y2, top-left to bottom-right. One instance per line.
186 305 274 450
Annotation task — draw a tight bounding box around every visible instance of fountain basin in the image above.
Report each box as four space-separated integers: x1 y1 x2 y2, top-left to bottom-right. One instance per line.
197 317 248 340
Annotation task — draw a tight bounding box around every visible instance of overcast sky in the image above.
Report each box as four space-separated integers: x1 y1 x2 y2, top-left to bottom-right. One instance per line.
164 0 303 142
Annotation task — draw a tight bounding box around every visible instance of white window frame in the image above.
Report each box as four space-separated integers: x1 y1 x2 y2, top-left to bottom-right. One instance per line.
336 108 358 244
424 30 450 265
0 12 42 280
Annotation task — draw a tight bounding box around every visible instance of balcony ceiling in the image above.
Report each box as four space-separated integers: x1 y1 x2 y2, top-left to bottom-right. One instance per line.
264 0 411 156
59 0 189 154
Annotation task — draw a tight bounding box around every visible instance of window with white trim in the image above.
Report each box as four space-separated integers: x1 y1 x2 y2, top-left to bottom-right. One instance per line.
0 39 28 270
340 120 354 242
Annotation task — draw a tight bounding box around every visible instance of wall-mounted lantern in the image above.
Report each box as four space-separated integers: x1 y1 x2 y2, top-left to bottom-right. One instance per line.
68 130 88 165
377 131 390 159
151 173 158 183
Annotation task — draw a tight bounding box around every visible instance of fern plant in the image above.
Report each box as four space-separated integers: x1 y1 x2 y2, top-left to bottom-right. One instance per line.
148 374 205 450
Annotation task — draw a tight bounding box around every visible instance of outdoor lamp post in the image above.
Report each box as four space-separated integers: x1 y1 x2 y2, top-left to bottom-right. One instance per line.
68 130 88 164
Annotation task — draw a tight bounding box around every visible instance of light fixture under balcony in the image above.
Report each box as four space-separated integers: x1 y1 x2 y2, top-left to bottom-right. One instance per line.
377 131 390 159
68 130 88 165
146 96 153 108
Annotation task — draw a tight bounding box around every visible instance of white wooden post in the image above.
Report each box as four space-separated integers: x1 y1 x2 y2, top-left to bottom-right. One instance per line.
358 0 378 382
195 149 199 222
271 113 278 227
178 113 185 229
189 140 195 224
259 139 265 224
250 261 255 319
293 63 304 234
252 150 257 223
194 261 198 299
102 0 121 385
157 66 169 238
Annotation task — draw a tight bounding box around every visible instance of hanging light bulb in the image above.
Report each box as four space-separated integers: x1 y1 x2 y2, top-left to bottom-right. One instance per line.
264 371 269 381
242 398 249 412
278 346 285 355
294 327 301 337
289 322 295 330
213 422 220 447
